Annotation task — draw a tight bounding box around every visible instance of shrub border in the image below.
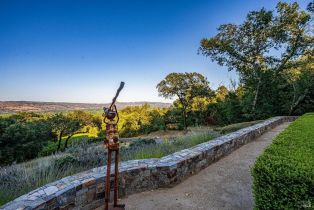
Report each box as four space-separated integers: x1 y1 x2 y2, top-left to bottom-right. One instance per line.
252 114 313 209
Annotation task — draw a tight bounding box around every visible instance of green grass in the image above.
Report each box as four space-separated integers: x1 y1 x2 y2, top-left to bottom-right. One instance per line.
121 131 215 160
39 133 99 156
252 113 314 209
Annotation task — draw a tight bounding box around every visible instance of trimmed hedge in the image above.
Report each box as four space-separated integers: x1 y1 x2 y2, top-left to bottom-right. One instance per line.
252 113 314 210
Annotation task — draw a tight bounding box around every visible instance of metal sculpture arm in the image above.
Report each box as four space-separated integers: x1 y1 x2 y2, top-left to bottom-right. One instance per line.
103 81 124 121
109 81 125 110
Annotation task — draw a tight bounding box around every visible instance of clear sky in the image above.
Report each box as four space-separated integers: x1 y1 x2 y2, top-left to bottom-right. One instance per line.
0 0 309 103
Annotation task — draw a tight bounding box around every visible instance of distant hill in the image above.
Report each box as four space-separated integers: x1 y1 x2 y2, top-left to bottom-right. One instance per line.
0 101 171 114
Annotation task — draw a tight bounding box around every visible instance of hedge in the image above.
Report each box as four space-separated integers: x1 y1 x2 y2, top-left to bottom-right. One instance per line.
252 113 314 210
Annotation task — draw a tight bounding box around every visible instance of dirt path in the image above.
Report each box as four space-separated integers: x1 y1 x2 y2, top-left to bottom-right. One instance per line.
121 122 291 210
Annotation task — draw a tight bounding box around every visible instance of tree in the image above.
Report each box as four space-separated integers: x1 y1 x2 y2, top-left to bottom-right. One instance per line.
0 117 52 165
118 104 167 137
280 54 314 115
64 110 102 148
191 96 213 125
49 111 101 150
9 112 43 123
215 85 229 102
157 72 212 129
49 113 70 151
199 2 313 119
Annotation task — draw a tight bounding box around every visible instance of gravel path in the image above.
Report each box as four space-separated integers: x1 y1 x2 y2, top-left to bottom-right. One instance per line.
121 122 291 210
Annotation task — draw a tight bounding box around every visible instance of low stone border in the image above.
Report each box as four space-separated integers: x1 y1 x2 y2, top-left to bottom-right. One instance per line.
1 116 296 210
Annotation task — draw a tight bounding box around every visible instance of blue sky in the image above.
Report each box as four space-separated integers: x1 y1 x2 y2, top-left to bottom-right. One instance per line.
0 0 309 103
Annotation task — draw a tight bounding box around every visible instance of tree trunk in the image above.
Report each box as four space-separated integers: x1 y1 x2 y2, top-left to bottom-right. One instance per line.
182 107 187 130
290 83 297 114
251 78 261 119
289 88 309 115
64 135 73 149
177 95 188 130
57 130 63 151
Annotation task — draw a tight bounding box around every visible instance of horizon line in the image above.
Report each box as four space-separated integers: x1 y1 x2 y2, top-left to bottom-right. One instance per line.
0 100 172 104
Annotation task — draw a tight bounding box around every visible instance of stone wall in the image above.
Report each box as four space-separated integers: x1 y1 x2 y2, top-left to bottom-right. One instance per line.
1 116 296 210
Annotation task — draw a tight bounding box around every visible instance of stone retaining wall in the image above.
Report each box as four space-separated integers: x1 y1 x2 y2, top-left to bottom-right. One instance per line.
1 116 296 210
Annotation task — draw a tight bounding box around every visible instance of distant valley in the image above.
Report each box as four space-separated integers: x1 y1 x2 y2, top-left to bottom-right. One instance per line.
0 101 171 114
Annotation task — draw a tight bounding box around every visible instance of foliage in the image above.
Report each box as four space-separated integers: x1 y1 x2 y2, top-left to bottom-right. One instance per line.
157 72 213 129
0 111 103 165
38 134 99 156
118 104 167 137
214 120 263 134
280 54 314 115
163 107 185 130
121 131 215 160
0 115 53 165
252 113 314 209
48 111 101 151
199 2 314 119
0 104 170 165
210 87 246 124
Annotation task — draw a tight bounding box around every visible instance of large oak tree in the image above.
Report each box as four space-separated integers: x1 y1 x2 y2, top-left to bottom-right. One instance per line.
199 2 313 118
157 72 212 129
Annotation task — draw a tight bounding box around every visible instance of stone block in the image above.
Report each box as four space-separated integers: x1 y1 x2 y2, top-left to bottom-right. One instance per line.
82 178 96 188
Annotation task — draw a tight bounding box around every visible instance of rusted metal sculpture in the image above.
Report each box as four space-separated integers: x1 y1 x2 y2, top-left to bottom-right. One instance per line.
103 82 125 210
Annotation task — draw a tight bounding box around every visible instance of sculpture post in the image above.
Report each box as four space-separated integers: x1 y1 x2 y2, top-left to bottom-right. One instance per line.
103 82 125 210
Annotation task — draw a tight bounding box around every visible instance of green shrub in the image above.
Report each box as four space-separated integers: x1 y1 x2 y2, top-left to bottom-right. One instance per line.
121 132 215 161
53 154 79 169
252 113 314 210
39 142 59 156
39 135 100 156
0 119 53 165
214 120 263 134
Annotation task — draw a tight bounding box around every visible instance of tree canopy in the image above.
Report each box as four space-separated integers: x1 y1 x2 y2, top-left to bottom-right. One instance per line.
157 72 213 129
199 1 314 118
